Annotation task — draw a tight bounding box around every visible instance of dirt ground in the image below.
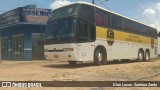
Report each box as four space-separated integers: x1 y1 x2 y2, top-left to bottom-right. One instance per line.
0 60 160 90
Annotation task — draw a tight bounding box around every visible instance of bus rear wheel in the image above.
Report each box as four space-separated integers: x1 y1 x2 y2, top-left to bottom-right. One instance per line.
144 51 150 61
94 49 106 65
138 50 144 62
69 61 77 66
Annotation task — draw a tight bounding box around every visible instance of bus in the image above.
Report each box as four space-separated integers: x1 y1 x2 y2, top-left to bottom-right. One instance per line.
44 2 158 65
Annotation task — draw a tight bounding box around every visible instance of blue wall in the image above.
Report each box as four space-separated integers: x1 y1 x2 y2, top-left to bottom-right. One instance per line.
0 23 46 60
24 31 32 60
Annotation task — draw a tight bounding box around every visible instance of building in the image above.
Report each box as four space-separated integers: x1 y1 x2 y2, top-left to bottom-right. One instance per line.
0 5 51 60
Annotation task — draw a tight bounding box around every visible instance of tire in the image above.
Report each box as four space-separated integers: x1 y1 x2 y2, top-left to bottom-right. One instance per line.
94 49 106 65
144 51 150 61
137 50 144 62
69 61 77 66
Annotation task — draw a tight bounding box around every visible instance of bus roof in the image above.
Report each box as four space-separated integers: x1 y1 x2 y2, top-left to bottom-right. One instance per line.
56 1 156 30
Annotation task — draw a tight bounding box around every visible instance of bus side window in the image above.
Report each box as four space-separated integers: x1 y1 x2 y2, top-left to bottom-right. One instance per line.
78 20 88 41
122 18 132 33
77 20 96 42
80 5 95 22
96 12 103 26
154 29 157 39
96 10 110 27
110 14 122 30
140 25 147 36
132 22 140 35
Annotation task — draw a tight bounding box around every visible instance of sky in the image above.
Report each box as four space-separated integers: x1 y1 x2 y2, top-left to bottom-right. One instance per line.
0 0 160 31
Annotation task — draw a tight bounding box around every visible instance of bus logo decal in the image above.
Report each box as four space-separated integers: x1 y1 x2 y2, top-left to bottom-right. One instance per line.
107 30 114 46
68 8 73 13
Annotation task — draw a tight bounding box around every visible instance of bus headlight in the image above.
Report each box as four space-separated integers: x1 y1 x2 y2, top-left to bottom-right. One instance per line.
63 48 74 52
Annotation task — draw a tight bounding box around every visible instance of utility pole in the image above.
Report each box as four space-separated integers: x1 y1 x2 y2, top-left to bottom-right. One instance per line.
92 0 94 4
92 0 109 5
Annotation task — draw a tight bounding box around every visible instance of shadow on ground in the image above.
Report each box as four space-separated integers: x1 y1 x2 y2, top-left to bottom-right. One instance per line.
43 60 154 69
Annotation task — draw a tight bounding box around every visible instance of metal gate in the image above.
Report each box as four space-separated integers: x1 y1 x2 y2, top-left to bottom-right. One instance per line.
12 34 24 60
1 37 8 60
32 33 45 60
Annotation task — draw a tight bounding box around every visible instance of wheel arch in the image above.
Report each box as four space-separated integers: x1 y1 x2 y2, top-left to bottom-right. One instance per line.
145 49 150 54
94 45 107 60
139 48 144 54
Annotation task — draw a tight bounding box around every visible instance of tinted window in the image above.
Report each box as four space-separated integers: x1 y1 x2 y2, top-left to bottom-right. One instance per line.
80 4 95 22
50 4 79 21
96 10 110 27
132 22 140 34
89 24 96 40
148 28 157 38
78 21 88 40
140 25 148 36
122 18 132 33
148 28 152 38
45 18 77 44
77 19 95 42
154 29 157 39
110 14 122 30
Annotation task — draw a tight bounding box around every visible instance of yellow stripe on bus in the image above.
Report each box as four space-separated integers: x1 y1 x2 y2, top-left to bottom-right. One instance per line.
96 26 158 45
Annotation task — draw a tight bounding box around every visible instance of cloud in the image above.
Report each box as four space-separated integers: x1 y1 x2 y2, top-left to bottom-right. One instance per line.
142 2 160 31
143 9 156 16
156 3 160 11
50 0 72 10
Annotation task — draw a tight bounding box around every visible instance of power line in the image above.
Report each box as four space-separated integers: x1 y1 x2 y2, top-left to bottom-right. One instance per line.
97 0 108 5
97 0 111 10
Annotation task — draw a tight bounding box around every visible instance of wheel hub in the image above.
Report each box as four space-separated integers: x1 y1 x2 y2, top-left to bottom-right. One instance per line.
98 52 102 61
146 53 149 60
139 53 143 60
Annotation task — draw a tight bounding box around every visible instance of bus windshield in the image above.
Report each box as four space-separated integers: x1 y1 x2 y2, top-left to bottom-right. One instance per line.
49 4 79 21
45 4 96 44
45 18 76 44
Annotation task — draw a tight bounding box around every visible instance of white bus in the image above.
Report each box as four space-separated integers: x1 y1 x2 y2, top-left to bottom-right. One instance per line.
44 2 158 65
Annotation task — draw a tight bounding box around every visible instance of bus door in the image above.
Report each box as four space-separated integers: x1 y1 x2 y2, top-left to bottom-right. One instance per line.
77 20 95 61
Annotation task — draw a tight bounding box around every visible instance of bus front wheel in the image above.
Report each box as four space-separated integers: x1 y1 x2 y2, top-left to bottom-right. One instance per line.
94 49 106 65
69 61 77 66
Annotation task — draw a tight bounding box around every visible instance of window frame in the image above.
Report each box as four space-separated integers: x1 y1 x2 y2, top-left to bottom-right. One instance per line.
122 18 133 33
110 13 123 31
95 9 110 27
77 18 96 42
79 4 95 23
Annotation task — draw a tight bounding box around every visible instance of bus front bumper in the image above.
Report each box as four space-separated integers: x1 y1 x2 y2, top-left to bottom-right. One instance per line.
44 52 78 61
